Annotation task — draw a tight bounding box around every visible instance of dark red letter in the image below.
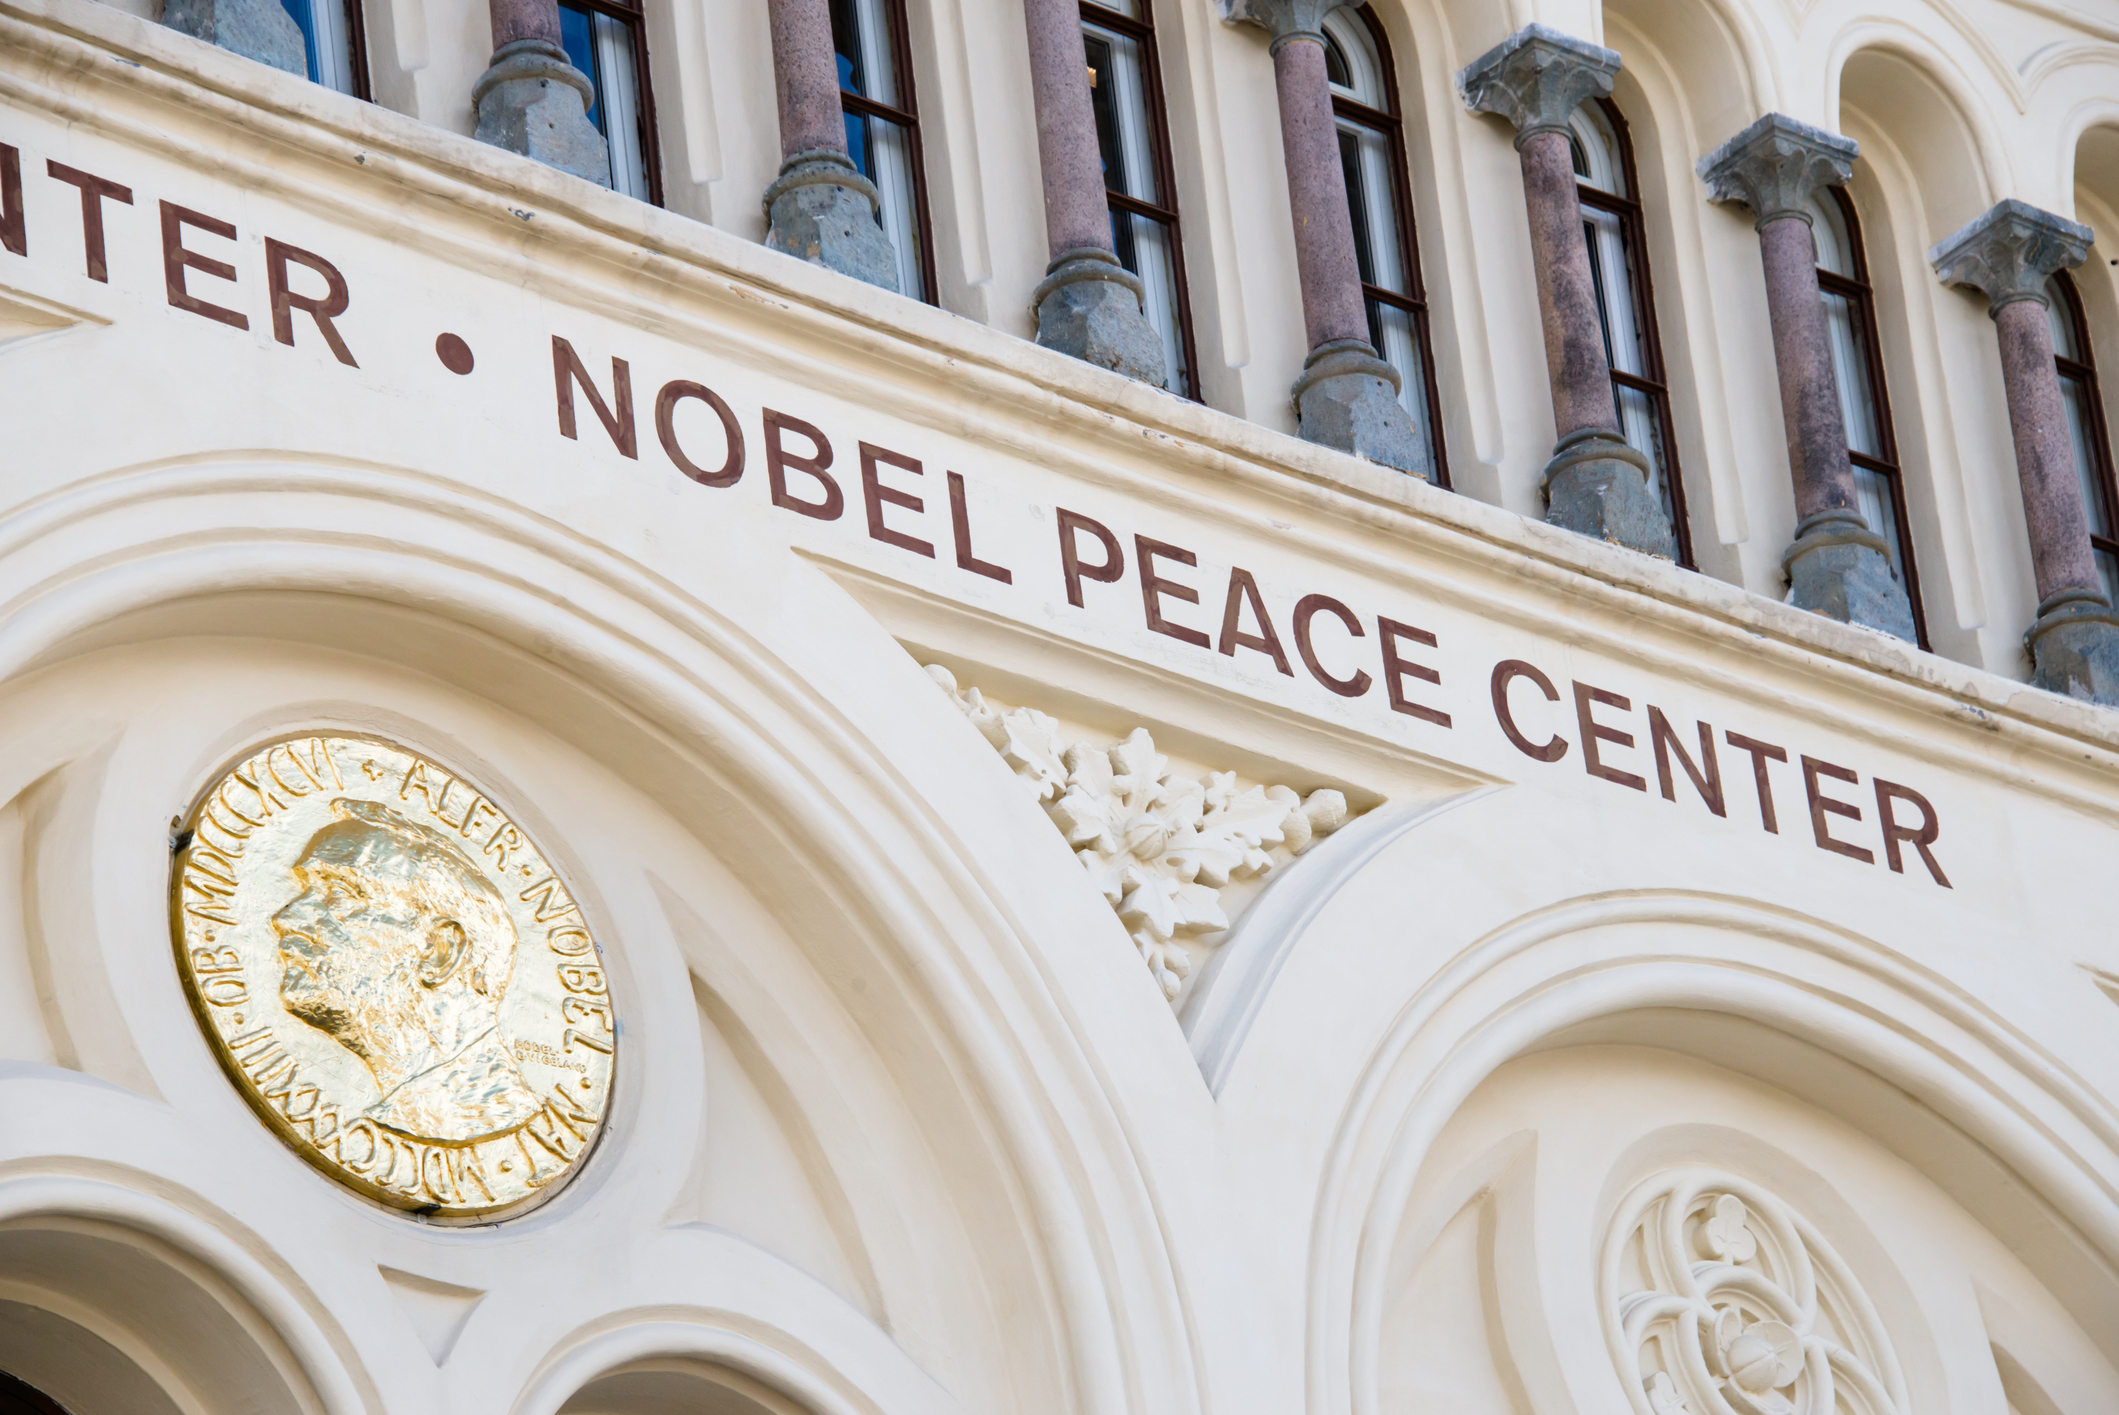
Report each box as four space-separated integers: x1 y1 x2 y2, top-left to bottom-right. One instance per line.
861 443 934 558
553 336 637 458
1057 510 1123 607
1491 660 1567 763
1875 779 1950 887
763 409 843 519
947 473 1011 583
656 380 744 486
1802 756 1874 864
1137 537 1210 648
48 161 131 280
160 201 246 329
1293 595 1370 697
265 238 357 366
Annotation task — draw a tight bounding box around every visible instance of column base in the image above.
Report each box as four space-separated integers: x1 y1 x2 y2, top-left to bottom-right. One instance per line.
1033 249 1167 388
1540 428 1675 558
2025 588 2119 707
1289 339 1431 480
473 40 612 186
161 0 305 75
1780 509 1917 641
763 151 899 292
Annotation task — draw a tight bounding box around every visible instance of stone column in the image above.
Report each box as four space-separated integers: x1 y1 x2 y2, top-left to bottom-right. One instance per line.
1460 25 1674 557
1698 115 1916 640
161 0 306 76
1022 0 1166 385
761 0 899 290
1932 200 2119 704
1220 0 1426 476
471 0 612 186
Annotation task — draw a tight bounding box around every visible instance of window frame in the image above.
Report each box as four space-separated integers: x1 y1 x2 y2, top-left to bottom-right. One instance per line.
1573 97 1693 566
1327 4 1448 487
2051 270 2119 577
1079 0 1200 400
834 0 937 304
339 0 372 99
558 0 665 207
1815 184 1927 647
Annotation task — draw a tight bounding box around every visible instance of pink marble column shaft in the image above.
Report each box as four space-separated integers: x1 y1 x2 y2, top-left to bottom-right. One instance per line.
488 0 559 48
1757 214 1860 522
1272 37 1368 352
1996 297 2103 602
769 0 852 161
1518 129 1620 440
1022 0 1115 257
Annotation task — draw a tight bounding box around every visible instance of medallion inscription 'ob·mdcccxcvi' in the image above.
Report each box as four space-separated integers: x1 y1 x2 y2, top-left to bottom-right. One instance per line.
171 735 615 1219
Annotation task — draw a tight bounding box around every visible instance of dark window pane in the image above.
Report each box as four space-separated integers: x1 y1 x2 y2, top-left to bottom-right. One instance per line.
1338 129 1376 288
557 3 601 130
277 0 322 83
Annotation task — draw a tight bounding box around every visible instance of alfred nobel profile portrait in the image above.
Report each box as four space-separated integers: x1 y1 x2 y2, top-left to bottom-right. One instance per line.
272 798 544 1142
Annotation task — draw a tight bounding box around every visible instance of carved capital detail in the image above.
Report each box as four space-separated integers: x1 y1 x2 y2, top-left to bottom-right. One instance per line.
1217 0 1333 47
1459 24 1619 146
1604 1170 1908 1415
929 666 1349 1002
1930 198 2092 313
1697 114 1857 228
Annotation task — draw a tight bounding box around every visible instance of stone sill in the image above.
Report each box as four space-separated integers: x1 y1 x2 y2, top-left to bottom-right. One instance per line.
5 0 2119 770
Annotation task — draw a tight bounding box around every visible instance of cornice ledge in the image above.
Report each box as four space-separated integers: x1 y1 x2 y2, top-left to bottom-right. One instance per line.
7 0 2119 768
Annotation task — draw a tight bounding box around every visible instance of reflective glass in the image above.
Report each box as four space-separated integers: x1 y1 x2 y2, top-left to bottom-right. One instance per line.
559 3 653 199
1084 20 1186 392
831 0 923 297
276 0 355 92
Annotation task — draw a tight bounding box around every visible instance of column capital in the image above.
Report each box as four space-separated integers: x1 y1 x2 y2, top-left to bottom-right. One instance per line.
1458 24 1619 147
1930 199 2092 313
1217 0 1332 52
1697 114 1856 227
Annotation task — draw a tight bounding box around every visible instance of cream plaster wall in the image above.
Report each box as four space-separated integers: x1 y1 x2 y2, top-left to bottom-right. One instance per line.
5 3 2119 1415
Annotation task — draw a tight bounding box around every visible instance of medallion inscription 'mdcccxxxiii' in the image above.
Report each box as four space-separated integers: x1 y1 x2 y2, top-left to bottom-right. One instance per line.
172 735 614 1219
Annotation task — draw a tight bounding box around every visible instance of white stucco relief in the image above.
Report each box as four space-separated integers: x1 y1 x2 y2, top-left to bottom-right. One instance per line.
928 665 1349 999
1605 1171 1906 1415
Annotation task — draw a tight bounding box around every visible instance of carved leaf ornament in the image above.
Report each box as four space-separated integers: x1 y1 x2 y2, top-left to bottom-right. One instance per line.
927 666 1347 999
1604 1172 1907 1415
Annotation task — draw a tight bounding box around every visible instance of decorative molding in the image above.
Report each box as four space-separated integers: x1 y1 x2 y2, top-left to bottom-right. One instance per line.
1604 1171 1906 1415
1930 199 2091 313
1459 24 1621 148
1697 115 1858 230
928 666 1348 1000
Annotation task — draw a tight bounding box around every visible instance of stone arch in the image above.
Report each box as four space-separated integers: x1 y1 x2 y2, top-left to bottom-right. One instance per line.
2065 117 2119 409
0 1172 368 1415
1304 891 2119 1415
0 454 1202 1415
1826 31 2004 242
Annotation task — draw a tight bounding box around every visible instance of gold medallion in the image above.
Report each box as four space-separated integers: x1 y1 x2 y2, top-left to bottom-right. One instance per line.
171 735 614 1219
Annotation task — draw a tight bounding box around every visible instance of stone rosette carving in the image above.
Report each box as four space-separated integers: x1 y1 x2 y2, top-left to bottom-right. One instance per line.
1603 1171 1906 1415
928 666 1348 999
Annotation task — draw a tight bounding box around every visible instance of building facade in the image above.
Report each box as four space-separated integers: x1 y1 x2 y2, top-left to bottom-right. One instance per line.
4 0 2119 1410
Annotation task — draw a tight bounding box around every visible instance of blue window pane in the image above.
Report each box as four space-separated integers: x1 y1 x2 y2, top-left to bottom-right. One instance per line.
278 0 322 83
558 4 602 130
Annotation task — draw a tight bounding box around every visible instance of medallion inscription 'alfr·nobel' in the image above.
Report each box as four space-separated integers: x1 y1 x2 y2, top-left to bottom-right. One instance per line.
171 735 614 1219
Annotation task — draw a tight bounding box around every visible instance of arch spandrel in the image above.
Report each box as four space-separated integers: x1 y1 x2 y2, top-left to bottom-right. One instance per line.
0 456 1215 1415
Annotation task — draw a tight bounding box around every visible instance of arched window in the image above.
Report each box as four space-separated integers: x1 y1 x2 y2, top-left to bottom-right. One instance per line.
831 0 934 301
2048 271 2119 601
1569 98 1691 564
1319 4 1446 485
1809 185 1927 646
558 0 661 201
1082 0 1197 397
